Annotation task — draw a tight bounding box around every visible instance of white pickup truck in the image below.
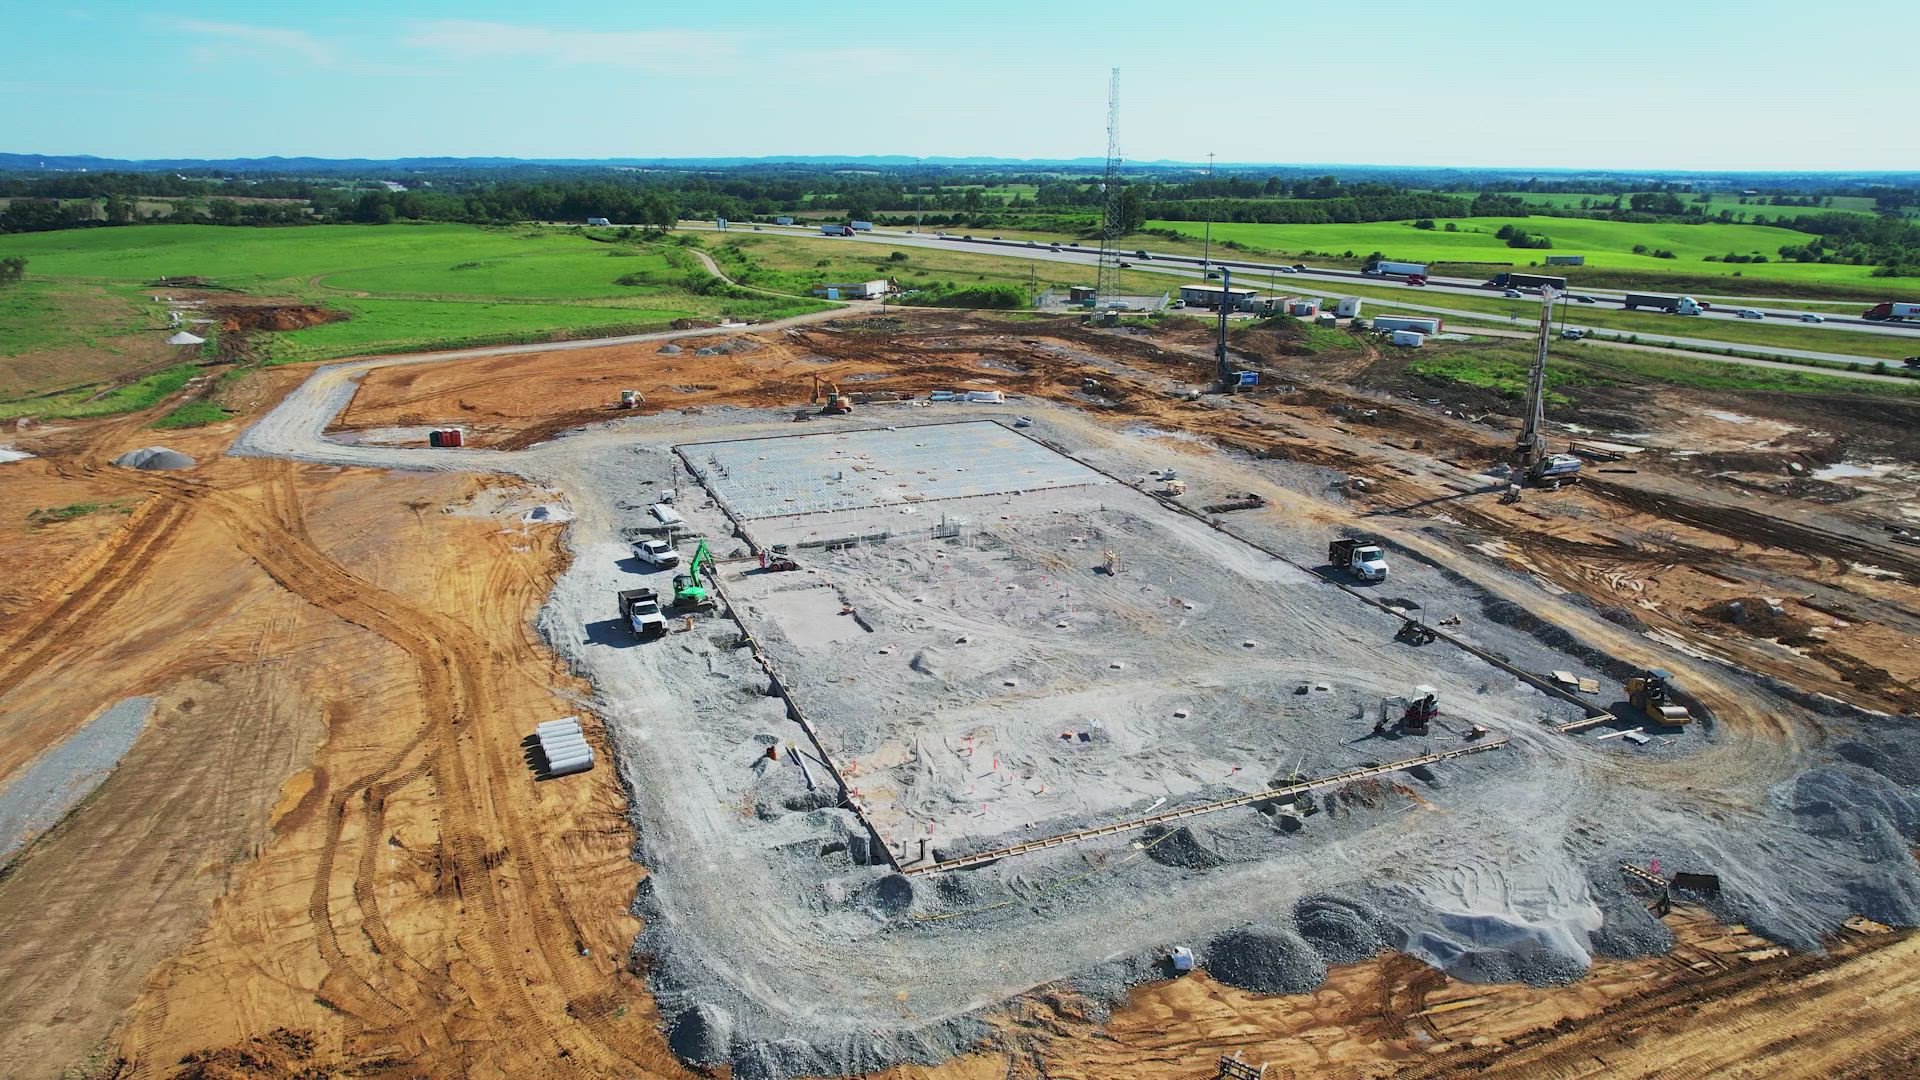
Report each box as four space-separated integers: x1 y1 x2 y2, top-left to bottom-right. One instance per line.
632 538 680 569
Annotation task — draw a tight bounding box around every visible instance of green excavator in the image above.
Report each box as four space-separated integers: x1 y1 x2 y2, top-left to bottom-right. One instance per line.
672 539 716 612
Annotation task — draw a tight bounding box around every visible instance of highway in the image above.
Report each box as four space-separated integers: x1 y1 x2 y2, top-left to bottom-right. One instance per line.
686 220 1920 344
668 221 1920 381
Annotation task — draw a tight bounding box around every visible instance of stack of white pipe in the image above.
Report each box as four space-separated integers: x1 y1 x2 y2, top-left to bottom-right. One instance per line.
537 716 594 776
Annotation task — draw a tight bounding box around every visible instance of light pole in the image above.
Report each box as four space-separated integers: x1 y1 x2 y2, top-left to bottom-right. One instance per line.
1201 152 1215 269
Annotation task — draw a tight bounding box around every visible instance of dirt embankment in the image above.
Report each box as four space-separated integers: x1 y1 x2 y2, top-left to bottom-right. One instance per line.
212 303 346 334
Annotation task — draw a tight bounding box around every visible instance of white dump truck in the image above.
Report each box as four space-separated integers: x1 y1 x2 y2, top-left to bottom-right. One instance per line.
1329 537 1389 581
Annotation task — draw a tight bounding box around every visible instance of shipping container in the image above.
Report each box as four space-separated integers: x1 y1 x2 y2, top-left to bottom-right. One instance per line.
1372 315 1443 334
1390 330 1426 347
1336 298 1363 318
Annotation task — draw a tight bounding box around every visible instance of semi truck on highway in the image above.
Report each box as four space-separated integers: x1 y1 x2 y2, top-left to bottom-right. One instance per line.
1863 302 1920 322
1623 293 1704 315
819 224 855 237
1368 260 1429 278
1486 272 1568 291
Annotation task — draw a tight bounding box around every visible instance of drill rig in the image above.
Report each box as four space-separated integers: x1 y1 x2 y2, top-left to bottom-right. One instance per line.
1514 288 1583 485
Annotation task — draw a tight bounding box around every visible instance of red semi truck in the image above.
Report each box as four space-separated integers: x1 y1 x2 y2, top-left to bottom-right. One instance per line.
1863 302 1920 322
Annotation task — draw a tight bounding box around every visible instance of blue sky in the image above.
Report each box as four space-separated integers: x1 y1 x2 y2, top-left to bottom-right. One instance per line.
3 0 1910 170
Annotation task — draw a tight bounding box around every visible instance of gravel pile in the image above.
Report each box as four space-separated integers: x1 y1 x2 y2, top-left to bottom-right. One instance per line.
668 1003 734 1065
1293 893 1395 966
1205 924 1327 995
1144 825 1228 870
112 445 194 470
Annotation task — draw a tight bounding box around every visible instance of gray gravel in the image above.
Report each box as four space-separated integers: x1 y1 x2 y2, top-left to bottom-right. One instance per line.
0 697 154 864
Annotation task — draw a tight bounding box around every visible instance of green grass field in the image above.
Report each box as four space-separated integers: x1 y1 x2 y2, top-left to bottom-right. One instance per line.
701 233 1174 301
0 223 829 411
1486 191 1888 218
1147 217 1902 289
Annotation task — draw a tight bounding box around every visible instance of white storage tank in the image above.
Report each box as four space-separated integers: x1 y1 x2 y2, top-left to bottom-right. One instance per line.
537 717 582 736
1391 329 1427 347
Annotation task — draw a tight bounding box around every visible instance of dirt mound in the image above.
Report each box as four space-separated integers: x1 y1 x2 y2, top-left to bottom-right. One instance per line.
1697 596 1817 646
214 303 347 333
112 446 195 471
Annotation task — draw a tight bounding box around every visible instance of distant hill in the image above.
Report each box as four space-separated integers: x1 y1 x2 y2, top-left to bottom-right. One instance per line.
1 153 1915 190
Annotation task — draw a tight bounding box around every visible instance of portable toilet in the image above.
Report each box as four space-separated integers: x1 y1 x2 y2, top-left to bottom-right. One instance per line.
1170 946 1195 973
1390 330 1426 347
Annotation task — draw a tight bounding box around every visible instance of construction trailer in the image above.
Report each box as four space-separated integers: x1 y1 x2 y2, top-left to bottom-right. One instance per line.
1372 314 1443 334
1179 283 1260 310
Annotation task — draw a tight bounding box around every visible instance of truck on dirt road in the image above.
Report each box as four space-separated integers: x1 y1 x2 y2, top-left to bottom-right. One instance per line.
1863 301 1920 322
1329 537 1389 582
1623 293 1703 315
632 538 680 569
618 587 667 639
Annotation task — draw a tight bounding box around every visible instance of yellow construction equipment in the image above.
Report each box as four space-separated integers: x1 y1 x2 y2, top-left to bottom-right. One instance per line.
1626 668 1692 725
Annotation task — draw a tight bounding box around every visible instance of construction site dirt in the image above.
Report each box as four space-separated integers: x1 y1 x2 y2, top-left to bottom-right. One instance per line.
1 309 1917 1079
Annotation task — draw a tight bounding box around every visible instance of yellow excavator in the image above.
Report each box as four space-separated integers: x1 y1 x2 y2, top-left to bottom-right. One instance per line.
1626 668 1692 725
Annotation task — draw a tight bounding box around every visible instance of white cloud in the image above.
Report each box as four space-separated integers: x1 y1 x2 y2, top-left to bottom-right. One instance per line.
173 19 337 66
405 20 745 65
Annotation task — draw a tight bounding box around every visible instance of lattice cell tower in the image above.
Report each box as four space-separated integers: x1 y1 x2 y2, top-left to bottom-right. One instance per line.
1095 68 1123 308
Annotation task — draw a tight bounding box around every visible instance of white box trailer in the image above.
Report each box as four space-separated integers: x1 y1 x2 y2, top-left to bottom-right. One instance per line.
1374 261 1429 277
1336 298 1363 318
849 220 875 231
1373 314 1443 334
1390 330 1426 347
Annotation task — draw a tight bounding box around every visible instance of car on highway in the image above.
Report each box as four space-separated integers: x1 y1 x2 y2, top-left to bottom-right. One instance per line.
1736 308 1764 319
1292 264 1306 271
1049 245 1061 252
1572 294 1597 303
1279 266 1297 274
1503 289 1523 298
1405 278 1427 287
1118 261 1132 268
992 235 1002 240
1799 312 1825 323
1560 328 1589 339
963 235 972 240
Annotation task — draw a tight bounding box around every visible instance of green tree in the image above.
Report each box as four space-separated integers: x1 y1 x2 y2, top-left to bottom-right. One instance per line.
1115 186 1146 233
0 256 26 286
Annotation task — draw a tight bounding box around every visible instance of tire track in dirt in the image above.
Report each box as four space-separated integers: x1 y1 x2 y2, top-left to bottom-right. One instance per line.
0 497 192 703
186 463 668 1074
